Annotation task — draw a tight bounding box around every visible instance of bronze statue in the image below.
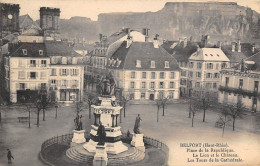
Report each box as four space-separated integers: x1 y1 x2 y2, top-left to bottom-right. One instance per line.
133 114 142 134
97 122 106 145
74 113 83 131
96 74 116 96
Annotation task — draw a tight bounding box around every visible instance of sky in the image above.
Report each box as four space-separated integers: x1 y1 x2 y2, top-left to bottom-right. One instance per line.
1 0 260 21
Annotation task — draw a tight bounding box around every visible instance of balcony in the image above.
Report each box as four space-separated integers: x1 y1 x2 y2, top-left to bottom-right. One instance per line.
219 86 260 98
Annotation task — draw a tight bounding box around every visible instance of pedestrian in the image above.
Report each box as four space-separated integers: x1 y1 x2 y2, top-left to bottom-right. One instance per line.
7 149 14 164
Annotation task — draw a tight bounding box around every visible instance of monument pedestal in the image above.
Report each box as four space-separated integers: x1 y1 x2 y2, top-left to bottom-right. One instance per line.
71 130 86 147
93 145 108 166
131 133 144 147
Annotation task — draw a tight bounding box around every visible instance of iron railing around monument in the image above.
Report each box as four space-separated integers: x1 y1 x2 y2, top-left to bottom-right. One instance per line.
40 132 169 166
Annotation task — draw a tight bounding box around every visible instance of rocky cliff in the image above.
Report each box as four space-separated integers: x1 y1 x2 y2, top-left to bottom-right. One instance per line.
58 2 260 43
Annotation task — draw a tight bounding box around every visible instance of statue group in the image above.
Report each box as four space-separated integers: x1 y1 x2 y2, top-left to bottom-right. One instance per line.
133 114 142 134
96 75 116 96
74 113 83 131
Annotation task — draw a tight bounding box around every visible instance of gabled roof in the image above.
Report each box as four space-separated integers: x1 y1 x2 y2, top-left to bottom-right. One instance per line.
45 41 82 57
108 41 180 71
19 14 41 30
221 43 259 63
9 42 47 57
189 48 229 62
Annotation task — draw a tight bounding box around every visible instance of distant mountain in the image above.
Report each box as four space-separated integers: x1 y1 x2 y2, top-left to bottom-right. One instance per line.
56 2 260 43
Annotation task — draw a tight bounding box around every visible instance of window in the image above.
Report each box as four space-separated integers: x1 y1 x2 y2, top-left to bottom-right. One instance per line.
181 71 186 77
189 62 194 68
165 61 169 68
40 72 47 80
22 49 27 55
19 83 25 90
214 73 219 78
51 80 56 85
195 82 200 88
71 80 78 87
213 83 217 89
189 71 193 78
130 82 135 88
136 60 141 68
141 82 146 88
141 93 145 99
221 63 227 69
62 57 67 64
61 69 67 76
41 60 46 67
160 72 164 79
18 60 25 67
39 50 43 55
170 82 175 88
169 91 174 99
30 60 36 67
71 69 78 76
131 72 135 78
206 83 212 88
197 62 202 69
206 73 212 79
142 72 147 79
40 83 46 90
225 77 229 87
30 72 36 79
207 63 213 69
254 81 259 92
196 72 201 78
180 79 187 85
239 79 243 89
159 82 164 88
51 69 56 76
151 72 156 79
150 82 155 89
18 71 25 79
170 72 175 79
61 80 67 87
150 61 155 68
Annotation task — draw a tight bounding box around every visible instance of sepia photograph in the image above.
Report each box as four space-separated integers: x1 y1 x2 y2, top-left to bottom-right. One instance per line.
0 0 260 165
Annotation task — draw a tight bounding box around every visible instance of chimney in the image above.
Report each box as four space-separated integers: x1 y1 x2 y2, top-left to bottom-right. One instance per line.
183 38 187 48
231 42 235 52
190 36 193 42
217 41 222 48
153 34 159 48
126 35 132 48
142 28 150 42
124 28 130 34
237 39 241 52
252 44 255 53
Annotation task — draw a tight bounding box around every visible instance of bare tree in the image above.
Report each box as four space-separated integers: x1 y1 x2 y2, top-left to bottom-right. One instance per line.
190 97 200 127
219 104 232 137
224 103 245 131
161 97 168 116
155 99 162 122
120 95 130 118
85 92 98 119
35 90 51 126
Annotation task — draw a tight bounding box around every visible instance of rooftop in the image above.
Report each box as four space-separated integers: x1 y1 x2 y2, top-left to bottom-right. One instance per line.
189 48 230 62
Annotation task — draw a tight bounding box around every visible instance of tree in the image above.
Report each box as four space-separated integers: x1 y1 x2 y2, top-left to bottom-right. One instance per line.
120 95 130 118
161 97 168 116
35 90 51 127
224 103 245 131
155 99 162 122
190 97 200 127
219 104 232 137
85 92 98 119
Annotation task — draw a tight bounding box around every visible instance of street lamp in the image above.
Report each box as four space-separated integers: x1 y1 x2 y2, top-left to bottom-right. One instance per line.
55 102 58 119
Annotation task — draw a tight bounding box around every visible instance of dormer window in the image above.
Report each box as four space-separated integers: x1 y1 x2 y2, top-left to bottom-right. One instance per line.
62 57 67 64
136 60 141 68
39 50 43 55
150 61 155 68
72 57 77 64
165 61 169 68
22 49 27 55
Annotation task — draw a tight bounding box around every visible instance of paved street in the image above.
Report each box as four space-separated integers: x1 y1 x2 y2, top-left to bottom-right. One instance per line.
0 102 259 166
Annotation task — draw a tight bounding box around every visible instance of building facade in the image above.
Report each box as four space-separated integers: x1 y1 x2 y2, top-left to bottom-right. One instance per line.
218 53 260 112
4 41 84 103
107 38 180 101
188 48 230 97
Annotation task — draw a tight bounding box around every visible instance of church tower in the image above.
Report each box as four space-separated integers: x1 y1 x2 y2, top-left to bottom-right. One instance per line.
39 7 60 37
0 3 20 37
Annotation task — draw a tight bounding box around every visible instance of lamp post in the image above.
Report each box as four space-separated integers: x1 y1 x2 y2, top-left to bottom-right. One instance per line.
55 102 58 119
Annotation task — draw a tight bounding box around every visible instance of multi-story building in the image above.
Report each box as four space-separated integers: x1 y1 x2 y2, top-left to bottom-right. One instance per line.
4 41 84 103
107 37 180 101
188 47 230 97
218 52 260 112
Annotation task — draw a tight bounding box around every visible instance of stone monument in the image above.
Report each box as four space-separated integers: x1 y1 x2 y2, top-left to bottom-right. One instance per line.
71 113 86 147
131 114 145 148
